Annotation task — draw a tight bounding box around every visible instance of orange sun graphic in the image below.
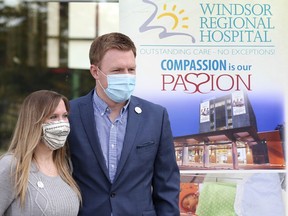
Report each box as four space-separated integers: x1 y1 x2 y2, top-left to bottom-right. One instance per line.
157 4 189 30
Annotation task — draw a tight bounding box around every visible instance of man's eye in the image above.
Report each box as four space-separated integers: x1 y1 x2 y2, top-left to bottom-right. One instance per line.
128 69 136 74
112 70 121 73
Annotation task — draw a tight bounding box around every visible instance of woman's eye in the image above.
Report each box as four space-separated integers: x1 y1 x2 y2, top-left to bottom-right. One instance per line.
49 115 57 119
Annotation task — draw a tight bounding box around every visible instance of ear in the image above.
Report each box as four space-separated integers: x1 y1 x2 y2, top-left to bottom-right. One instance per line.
90 64 99 79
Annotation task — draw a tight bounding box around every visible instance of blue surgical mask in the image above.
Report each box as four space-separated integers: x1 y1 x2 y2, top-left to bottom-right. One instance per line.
98 71 136 103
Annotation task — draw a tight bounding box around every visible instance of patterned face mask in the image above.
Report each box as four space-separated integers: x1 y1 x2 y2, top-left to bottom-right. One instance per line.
42 121 70 150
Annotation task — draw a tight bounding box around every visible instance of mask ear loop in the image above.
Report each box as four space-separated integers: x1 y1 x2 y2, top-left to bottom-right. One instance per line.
97 67 107 77
97 79 106 91
97 67 107 91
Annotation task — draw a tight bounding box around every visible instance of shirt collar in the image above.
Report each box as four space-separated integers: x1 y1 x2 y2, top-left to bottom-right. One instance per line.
93 90 130 117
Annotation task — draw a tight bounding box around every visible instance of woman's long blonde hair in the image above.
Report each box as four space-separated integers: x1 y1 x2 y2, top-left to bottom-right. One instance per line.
8 90 81 206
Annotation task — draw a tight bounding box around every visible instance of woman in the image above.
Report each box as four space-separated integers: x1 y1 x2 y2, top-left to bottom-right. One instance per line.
0 90 81 216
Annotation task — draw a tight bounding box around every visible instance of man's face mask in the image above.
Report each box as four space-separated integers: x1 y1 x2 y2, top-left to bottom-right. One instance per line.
98 69 136 103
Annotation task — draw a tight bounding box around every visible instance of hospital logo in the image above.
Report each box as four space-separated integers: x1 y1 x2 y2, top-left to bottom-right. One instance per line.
139 0 196 43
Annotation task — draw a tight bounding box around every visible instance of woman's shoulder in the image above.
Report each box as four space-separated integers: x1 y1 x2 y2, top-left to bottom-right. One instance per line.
0 153 15 162
0 153 16 172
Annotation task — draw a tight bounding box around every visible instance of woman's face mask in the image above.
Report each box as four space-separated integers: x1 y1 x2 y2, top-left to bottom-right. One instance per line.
42 121 70 150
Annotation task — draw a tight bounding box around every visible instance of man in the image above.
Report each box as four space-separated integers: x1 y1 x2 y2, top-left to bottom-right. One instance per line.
68 32 180 216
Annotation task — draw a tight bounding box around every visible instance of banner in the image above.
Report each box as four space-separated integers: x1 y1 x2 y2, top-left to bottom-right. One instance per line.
120 0 287 136
120 0 287 214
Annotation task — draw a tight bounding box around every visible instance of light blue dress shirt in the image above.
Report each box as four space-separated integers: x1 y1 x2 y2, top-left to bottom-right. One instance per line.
93 91 129 183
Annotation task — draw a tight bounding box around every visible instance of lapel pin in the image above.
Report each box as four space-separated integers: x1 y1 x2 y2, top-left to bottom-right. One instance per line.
135 107 142 114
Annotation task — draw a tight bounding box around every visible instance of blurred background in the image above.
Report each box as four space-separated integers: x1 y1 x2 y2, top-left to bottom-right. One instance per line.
0 0 119 153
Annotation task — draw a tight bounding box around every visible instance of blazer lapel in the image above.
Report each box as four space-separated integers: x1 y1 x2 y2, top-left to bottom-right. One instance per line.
114 97 142 181
78 92 110 181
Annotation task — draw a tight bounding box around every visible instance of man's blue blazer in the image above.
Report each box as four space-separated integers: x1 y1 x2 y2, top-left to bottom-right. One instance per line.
68 90 180 216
